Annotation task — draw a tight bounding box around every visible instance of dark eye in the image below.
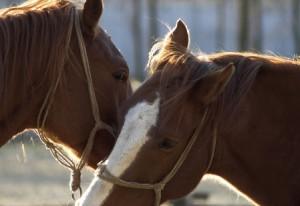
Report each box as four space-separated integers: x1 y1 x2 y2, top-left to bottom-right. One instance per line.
113 70 128 82
159 138 178 151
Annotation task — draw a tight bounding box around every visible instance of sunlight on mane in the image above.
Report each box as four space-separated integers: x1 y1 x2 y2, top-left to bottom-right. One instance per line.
147 40 200 75
0 0 83 15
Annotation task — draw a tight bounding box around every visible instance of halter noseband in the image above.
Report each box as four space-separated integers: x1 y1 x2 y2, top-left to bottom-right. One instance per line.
96 109 217 206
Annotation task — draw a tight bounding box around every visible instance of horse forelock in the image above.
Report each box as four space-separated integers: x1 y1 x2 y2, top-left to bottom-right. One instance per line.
147 40 219 107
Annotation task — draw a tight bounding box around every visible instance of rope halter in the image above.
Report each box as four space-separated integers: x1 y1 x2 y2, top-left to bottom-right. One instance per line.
36 7 115 199
96 109 217 206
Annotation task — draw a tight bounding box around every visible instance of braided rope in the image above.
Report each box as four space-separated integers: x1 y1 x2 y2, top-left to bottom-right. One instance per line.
97 109 218 206
36 7 115 200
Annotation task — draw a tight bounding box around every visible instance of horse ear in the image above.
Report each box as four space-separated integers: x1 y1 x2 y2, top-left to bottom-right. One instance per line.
167 19 190 49
82 0 103 34
194 63 235 105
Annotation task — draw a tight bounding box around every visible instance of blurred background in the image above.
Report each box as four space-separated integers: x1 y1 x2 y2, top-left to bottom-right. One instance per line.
102 0 300 80
1 0 299 205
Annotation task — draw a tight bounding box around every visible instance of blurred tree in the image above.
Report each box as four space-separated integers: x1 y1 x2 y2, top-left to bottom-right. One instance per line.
238 0 250 51
251 0 263 51
292 0 300 55
148 0 159 49
216 0 227 50
131 0 144 80
191 0 199 42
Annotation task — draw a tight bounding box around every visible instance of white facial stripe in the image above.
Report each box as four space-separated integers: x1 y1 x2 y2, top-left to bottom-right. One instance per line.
77 98 160 206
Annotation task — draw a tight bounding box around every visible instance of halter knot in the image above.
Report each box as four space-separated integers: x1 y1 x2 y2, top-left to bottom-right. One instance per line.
153 183 165 192
70 169 82 198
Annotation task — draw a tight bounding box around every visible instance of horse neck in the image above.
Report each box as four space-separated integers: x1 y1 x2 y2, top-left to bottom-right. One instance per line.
0 45 44 147
0 7 72 147
210 63 300 205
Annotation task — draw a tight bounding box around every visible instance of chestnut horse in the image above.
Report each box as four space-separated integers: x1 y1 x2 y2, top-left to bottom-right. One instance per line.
78 20 300 206
0 0 131 195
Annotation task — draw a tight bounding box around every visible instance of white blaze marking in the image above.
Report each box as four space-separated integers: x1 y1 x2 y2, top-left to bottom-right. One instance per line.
76 98 160 206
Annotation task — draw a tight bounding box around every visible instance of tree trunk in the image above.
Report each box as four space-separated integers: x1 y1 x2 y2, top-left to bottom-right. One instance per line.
238 0 250 51
292 0 300 55
251 0 263 51
147 0 159 49
131 0 144 80
216 0 227 50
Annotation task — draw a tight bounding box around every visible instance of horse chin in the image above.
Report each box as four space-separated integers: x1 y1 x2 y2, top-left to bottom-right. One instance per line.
87 130 116 169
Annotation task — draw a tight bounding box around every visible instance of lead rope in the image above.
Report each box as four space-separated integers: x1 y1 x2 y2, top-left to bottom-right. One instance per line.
97 109 218 206
36 8 114 200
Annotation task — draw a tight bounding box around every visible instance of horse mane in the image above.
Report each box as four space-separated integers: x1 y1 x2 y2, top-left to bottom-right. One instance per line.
0 0 81 116
0 0 70 15
147 38 300 128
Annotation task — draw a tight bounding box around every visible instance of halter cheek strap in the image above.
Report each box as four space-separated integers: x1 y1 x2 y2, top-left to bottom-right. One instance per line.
36 7 115 199
96 109 218 206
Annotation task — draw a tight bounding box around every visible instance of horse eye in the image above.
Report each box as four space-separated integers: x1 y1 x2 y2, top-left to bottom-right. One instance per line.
113 70 128 82
159 138 178 151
